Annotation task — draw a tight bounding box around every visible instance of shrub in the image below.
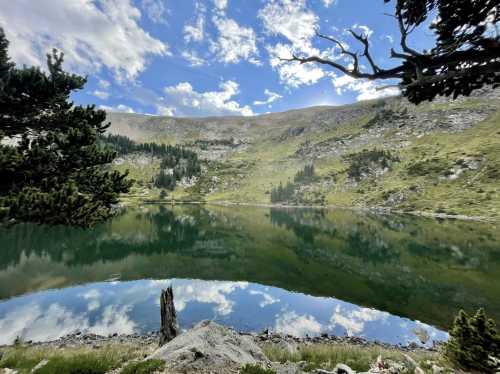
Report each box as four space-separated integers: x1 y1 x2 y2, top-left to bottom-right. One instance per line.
121 359 165 374
444 308 500 373
345 149 399 181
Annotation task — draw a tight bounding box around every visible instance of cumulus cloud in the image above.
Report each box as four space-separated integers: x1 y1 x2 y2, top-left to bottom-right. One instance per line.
184 15 205 43
210 15 260 65
322 0 336 7
81 289 102 312
253 89 283 106
141 0 169 24
0 303 88 345
259 0 318 54
213 0 228 10
89 304 137 336
275 311 323 337
267 43 325 87
259 0 326 87
162 80 254 117
330 306 389 336
331 74 400 101
148 279 248 316
0 0 168 81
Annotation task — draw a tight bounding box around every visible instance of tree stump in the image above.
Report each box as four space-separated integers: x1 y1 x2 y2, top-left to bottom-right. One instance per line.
159 286 178 346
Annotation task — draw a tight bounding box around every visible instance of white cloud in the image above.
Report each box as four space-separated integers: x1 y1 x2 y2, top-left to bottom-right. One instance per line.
213 0 228 10
80 289 102 312
89 304 137 336
322 0 336 7
259 0 319 54
184 15 205 43
249 290 280 307
156 105 175 116
162 80 254 117
267 43 325 87
330 306 389 336
253 89 283 106
141 0 169 24
275 311 323 337
259 1 326 87
98 79 111 89
93 90 110 100
331 74 400 101
181 50 207 67
100 104 136 113
148 279 248 316
351 24 374 39
210 16 260 64
173 281 247 316
0 0 168 81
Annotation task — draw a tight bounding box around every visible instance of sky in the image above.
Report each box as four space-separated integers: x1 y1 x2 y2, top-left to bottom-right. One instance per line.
0 0 436 117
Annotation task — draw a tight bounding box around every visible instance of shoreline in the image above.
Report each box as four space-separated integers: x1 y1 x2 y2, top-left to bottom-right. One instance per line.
0 329 439 352
125 198 496 223
0 323 447 373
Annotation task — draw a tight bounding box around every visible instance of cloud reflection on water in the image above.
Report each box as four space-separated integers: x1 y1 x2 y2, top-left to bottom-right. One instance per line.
0 278 448 346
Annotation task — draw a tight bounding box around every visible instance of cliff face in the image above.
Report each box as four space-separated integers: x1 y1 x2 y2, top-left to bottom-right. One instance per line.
108 89 500 219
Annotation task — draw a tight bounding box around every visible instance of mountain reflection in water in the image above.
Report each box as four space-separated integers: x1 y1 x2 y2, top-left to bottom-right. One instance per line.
0 205 499 345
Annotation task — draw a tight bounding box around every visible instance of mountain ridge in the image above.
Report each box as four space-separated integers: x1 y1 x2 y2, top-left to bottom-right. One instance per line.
107 88 500 219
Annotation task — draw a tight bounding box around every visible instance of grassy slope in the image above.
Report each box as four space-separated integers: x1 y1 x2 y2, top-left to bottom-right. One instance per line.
111 94 500 219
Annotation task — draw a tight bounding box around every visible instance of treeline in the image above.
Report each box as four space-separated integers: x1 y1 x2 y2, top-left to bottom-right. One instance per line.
270 164 316 204
100 134 202 191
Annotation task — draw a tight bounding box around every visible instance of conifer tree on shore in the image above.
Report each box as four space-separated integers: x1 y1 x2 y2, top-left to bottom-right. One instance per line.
0 28 132 226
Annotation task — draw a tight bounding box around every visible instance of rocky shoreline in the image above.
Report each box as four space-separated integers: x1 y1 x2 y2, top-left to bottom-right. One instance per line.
9 328 437 353
1 322 446 374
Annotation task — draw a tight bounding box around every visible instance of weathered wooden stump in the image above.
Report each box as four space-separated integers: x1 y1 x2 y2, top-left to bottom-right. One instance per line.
159 286 178 346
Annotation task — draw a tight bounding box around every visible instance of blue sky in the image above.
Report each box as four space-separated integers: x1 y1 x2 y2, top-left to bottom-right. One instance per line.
1 0 435 117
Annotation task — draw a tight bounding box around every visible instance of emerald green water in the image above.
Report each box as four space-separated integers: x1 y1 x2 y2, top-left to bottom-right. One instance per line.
0 205 499 345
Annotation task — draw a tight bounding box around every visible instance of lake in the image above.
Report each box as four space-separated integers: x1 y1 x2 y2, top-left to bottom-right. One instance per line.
1 205 499 346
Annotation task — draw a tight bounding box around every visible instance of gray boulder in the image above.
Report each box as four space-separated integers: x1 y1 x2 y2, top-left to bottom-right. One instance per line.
148 320 267 373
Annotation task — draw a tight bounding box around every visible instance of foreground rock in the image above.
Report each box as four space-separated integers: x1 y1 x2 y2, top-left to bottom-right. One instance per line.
149 320 267 373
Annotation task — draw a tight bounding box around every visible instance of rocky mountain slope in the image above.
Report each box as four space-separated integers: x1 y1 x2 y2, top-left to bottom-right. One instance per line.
107 88 500 219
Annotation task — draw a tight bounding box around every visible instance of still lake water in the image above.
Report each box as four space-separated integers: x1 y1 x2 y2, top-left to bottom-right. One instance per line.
1 205 499 346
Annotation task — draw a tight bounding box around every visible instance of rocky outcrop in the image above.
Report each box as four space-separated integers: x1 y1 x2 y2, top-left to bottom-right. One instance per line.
148 320 267 373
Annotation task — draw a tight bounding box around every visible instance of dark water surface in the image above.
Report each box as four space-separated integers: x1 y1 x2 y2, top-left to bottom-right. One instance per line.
1 205 499 346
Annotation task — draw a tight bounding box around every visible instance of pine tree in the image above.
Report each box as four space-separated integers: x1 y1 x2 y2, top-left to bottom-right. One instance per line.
0 28 132 226
444 308 500 373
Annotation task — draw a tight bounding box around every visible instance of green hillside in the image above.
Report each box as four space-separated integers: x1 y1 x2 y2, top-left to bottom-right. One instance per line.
107 89 500 220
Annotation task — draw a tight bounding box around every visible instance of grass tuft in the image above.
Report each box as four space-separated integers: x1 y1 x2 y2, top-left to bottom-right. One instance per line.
262 343 438 372
120 359 165 374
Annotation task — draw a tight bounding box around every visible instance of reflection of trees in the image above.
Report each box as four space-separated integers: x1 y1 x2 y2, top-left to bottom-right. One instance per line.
269 208 335 244
344 226 400 265
270 208 399 265
0 206 238 268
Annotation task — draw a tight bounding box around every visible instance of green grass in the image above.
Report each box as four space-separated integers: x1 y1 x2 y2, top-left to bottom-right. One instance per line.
262 343 439 373
34 355 112 374
120 359 165 374
0 344 154 374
